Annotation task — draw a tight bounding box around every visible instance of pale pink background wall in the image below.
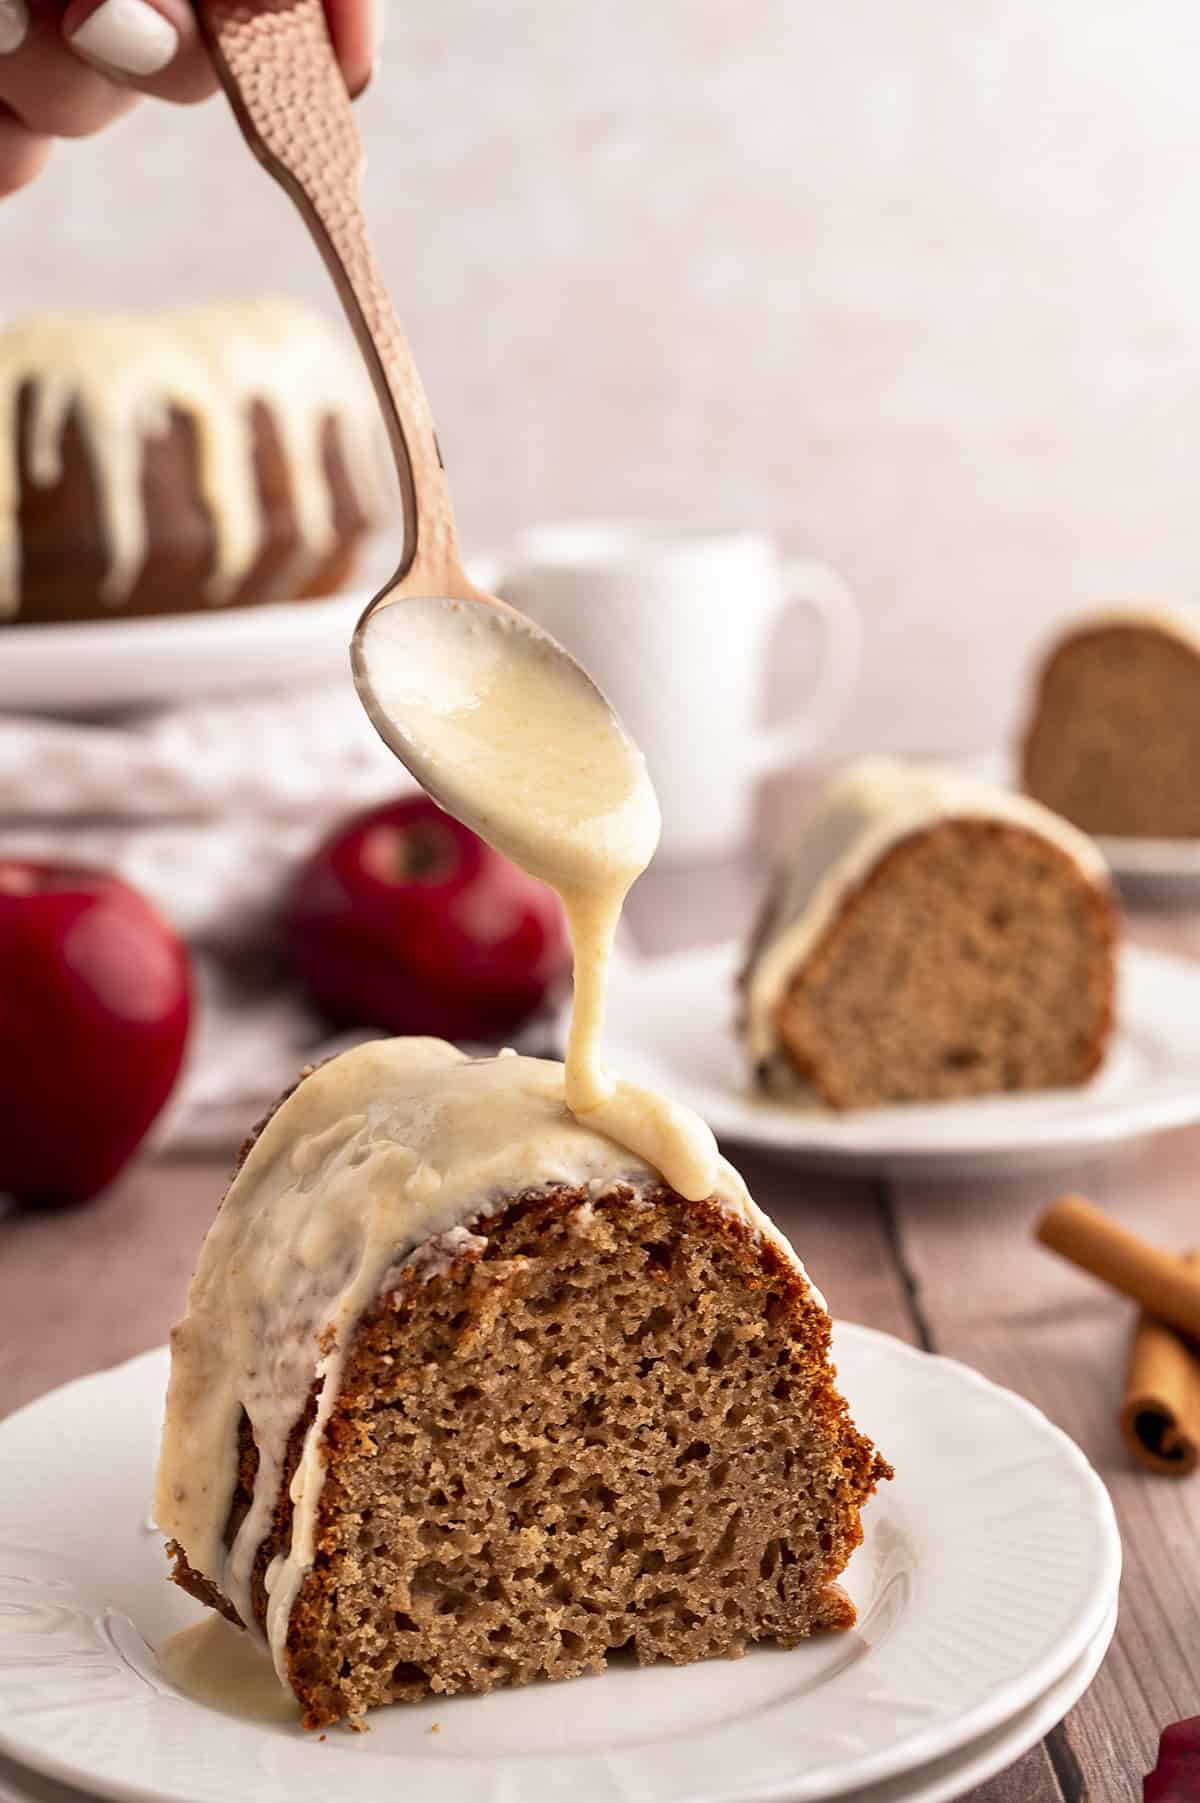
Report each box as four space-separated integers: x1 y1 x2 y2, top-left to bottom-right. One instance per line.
4 0 1200 759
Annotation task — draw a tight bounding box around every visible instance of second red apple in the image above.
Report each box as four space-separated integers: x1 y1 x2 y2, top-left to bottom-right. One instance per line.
286 796 572 1043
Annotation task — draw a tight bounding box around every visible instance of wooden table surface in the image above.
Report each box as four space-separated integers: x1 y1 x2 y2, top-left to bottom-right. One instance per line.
3 807 1198 1803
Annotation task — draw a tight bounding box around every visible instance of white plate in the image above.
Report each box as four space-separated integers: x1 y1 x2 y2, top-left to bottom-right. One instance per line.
0 1325 1120 1803
604 940 1200 1179
0 547 502 716
0 592 370 714
1096 833 1200 905
0 1605 1121 1803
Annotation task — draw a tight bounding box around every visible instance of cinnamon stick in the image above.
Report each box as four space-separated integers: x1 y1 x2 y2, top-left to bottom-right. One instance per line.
1035 1195 1200 1340
1120 1288 1200 1477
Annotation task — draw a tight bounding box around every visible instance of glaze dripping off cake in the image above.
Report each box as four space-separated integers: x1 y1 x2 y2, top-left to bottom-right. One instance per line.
157 1039 890 1729
0 298 383 623
741 760 1118 1109
1022 607 1200 839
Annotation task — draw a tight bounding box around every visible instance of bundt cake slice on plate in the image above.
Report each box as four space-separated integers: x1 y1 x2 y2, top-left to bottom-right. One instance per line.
156 1039 890 1730
1022 606 1200 839
742 760 1118 1109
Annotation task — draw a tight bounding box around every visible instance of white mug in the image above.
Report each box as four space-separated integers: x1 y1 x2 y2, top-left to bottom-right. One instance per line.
482 523 859 861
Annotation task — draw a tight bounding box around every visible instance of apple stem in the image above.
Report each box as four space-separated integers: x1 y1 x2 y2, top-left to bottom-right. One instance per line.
396 826 453 882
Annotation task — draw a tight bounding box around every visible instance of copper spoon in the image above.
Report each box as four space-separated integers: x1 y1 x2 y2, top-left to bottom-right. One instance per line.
194 0 636 842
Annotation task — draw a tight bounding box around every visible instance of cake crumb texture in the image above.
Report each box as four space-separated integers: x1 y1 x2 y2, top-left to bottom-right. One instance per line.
768 818 1116 1108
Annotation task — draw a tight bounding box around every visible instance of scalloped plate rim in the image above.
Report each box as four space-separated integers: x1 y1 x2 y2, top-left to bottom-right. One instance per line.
0 1603 1122 1803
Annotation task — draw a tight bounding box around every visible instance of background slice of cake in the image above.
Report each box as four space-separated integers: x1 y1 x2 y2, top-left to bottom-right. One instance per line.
0 299 383 624
156 1039 890 1730
1022 607 1200 839
742 759 1118 1109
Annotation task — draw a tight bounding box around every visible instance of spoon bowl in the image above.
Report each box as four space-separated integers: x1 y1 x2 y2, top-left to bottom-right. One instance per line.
352 591 661 894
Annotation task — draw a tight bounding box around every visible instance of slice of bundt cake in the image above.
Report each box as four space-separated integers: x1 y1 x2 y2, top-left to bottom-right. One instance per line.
1022 607 1200 838
156 1038 890 1729
742 760 1118 1109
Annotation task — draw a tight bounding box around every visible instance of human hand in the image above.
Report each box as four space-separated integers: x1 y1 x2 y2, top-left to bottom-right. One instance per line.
0 0 381 195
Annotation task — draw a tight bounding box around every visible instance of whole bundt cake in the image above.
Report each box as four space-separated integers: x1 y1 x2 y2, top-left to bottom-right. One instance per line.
156 1038 890 1729
0 297 383 624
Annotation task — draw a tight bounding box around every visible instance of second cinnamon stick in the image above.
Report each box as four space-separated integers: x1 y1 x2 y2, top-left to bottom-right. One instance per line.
1036 1195 1200 1340
1121 1277 1200 1477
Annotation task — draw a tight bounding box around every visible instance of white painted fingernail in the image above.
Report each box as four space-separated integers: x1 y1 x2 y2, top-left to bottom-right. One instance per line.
69 0 178 76
367 0 385 59
0 0 29 55
349 0 385 98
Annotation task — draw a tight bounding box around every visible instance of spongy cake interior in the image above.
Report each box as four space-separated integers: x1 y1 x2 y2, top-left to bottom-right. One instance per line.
769 818 1116 1108
170 1178 888 1729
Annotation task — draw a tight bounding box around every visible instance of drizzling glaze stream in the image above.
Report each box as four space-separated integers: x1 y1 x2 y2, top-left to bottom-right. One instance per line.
155 600 751 1705
354 593 721 1201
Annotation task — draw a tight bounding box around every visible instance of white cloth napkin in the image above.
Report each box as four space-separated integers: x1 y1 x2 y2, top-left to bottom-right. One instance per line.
0 683 407 941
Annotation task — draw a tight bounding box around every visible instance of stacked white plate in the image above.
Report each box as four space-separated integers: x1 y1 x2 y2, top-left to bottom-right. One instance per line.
0 1325 1120 1803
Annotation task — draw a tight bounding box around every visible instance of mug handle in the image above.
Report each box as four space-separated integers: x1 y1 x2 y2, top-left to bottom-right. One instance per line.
750 559 860 773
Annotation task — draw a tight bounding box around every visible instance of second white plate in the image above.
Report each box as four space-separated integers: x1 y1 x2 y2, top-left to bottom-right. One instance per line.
604 940 1200 1179
860 1596 1117 1803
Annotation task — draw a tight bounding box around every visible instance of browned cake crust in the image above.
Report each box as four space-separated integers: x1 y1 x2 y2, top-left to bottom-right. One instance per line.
753 818 1117 1109
1022 622 1200 838
11 389 368 625
168 1178 890 1729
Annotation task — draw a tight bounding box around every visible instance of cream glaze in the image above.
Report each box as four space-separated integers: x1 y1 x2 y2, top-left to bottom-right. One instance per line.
744 758 1111 1083
154 1038 817 1685
0 298 382 616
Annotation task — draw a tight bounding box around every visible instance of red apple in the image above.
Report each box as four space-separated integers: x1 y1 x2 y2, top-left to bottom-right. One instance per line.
0 863 192 1209
285 796 571 1042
